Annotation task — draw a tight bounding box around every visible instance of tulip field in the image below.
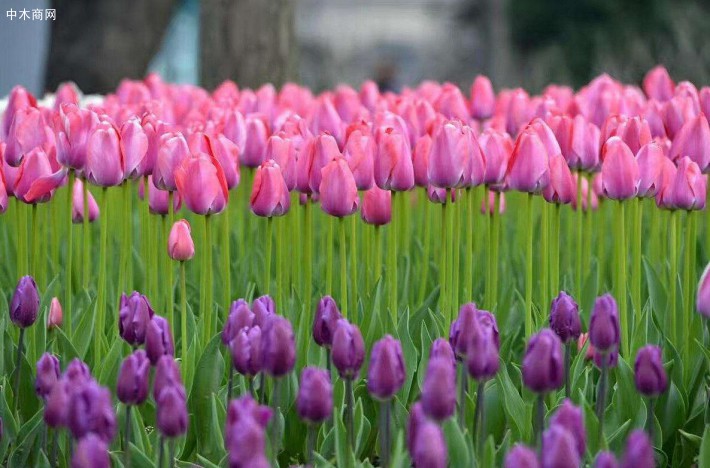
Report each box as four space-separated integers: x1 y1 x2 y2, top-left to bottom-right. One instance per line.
2 66 710 467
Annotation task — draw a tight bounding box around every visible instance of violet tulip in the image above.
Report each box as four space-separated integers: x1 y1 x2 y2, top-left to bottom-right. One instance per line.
634 345 668 397
504 444 539 468
145 315 175 365
35 353 61 400
313 296 342 348
541 425 581 468
296 367 333 424
367 335 406 400
412 419 448 468
421 356 457 421
116 349 150 405
156 384 188 438
10 275 40 328
549 399 586 458
261 315 296 377
594 452 619 468
222 299 255 345
67 380 117 442
72 434 110 468
522 328 564 394
230 326 263 377
621 430 655 468
153 355 183 401
589 294 620 352
118 291 155 346
549 291 582 343
331 319 365 379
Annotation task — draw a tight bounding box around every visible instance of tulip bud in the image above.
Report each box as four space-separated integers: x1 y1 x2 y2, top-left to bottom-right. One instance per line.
666 156 706 211
225 397 272 468
466 318 500 382
541 424 581 468
117 350 150 405
615 117 652 155
668 114 710 172
507 127 550 193
427 185 457 204
643 66 674 102
543 154 575 204
429 338 456 368
250 159 291 217
154 133 190 191
313 296 342 348
331 319 365 380
44 379 70 427
549 291 582 343
65 358 92 384
118 292 155 346
67 380 117 442
71 179 99 224
594 451 619 468
168 219 195 261
589 294 620 352
230 326 262 377
47 297 63 329
319 157 359 217
412 419 448 468
156 384 188 438
449 303 500 358
146 315 175 365
343 129 375 190
522 328 564 393
375 128 414 192
10 276 40 328
241 115 270 168
601 137 640 200
421 356 456 421
413 134 432 187
550 399 586 457
72 434 110 468
361 185 392 226
471 75 495 120
144 175 182 215
697 263 710 318
222 299 255 345
480 129 513 188
594 347 619 369
252 295 275 327
406 401 426 455
621 430 654 468
636 142 667 198
261 315 296 377
35 353 61 399
174 153 229 215
634 345 668 397
367 335 406 400
504 444 539 468
153 355 183 401
85 121 125 187
296 367 333 424
428 121 470 188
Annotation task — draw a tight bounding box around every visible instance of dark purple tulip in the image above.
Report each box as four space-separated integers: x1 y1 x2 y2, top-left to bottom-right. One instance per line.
116 350 150 405
44 379 70 427
226 395 272 431
504 444 540 468
313 295 342 348
118 291 155 345
522 328 564 393
429 338 456 368
594 346 619 369
634 345 668 396
550 399 586 457
412 419 448 468
542 424 581 468
621 430 655 468
466 318 500 381
367 335 406 400
252 295 275 327
594 451 619 468
226 415 269 468
449 303 478 358
331 319 365 379
407 401 426 455
153 355 183 401
230 326 263 377
146 315 175 365
589 294 620 352
549 291 582 343
35 353 60 399
71 433 110 468
422 356 457 421
156 384 188 438
296 367 333 424
477 309 501 349
261 315 296 377
10 276 40 328
222 299 254 345
67 380 117 442
64 359 91 385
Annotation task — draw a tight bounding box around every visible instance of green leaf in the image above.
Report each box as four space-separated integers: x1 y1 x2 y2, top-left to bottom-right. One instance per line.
442 418 471 467
129 442 156 468
396 312 419 404
699 425 710 468
496 365 530 442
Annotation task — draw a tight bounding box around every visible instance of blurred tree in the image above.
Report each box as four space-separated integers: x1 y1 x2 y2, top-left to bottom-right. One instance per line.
46 0 177 93
200 0 296 90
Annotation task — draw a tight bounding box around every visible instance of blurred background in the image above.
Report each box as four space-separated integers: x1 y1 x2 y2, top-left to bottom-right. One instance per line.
1 0 710 96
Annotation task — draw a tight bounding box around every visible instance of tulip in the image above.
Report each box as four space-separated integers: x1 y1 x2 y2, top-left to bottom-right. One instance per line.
143 175 182 215
549 291 582 343
589 294 620 352
594 451 619 468
71 179 99 223
118 291 155 346
14 147 66 204
310 96 344 145
156 384 189 438
421 356 457 421
436 83 470 121
146 315 175 365
47 297 63 329
615 117 652 155
697 263 710 318
621 430 655 468
153 355 183 402
4 107 50 167
479 129 513 188
569 115 601 171
296 367 333 424
549 399 586 458
504 88 532 136
167 219 195 261
343 129 375 190
222 299 255 345
331 319 366 380
319 157 359 217
116 349 150 405
250 159 291 217
643 65 675 101
541 425 581 468
504 444 539 468
412 419 448 468
56 104 98 171
261 315 296 377
666 156 706 210
481 190 506 215
85 121 125 187
471 75 495 120
230 326 263 378
202 133 241 190
429 338 456 368
361 185 392 226
225 397 272 468
65 359 92 384
2 86 37 140
264 133 296 190
35 353 61 400
427 185 457 204
412 134 432 187
174 152 229 215
543 154 575 204
240 114 269 168
296 133 340 194
428 121 470 188
601 137 640 200
636 142 667 198
634 345 668 397
10 275 40 329
466 318 500 382
374 127 414 191
406 401 426 455
153 133 190 191
72 434 110 468
312 295 342 349
67 380 117 442
120 117 150 180
252 295 275 327
44 379 71 428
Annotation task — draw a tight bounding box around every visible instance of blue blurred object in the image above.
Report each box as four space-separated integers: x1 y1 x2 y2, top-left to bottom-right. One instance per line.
149 0 199 85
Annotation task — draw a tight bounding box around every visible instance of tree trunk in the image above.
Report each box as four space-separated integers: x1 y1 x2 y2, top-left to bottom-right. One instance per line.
200 0 295 90
46 0 176 94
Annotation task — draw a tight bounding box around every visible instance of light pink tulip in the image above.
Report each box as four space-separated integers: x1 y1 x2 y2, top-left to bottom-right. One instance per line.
374 128 414 192
174 152 229 215
319 157 359 217
265 133 297 191
4 107 52 167
600 137 640 200
543 154 575 204
479 129 513 187
250 160 291 217
56 104 99 171
154 132 190 191
361 185 392 226
643 66 675 102
85 121 125 187
636 142 667 198
168 219 195 261
241 114 270 168
72 179 99 223
296 133 340 194
120 117 149 180
506 127 549 193
428 121 470 188
343 129 375 190
470 75 495 120
668 114 710 172
666 156 706 210
2 86 37 139
14 147 66 204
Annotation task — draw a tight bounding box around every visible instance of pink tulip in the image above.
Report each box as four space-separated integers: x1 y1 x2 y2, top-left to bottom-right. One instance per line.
4 107 52 167
56 104 99 171
507 127 549 193
168 219 195 261
47 297 63 329
0 164 7 214
636 142 667 198
600 137 640 200
464 126 486 188
241 114 270 168
428 121 470 188
85 120 125 187
399 99 436 140
309 96 344 146
479 129 513 187
643 101 667 138
120 117 149 180
319 157 359 217
435 83 470 121
662 96 698 139
549 115 573 162
189 132 241 190
412 134 432 187
374 128 414 192
666 156 706 210
505 88 532 137
139 175 181 215
296 133 340 194
568 115 601 171
2 86 37 139
14 148 66 204
359 80 381 113
72 179 99 223
264 133 297 191
668 114 710 172
334 85 362 123
470 75 495 120
529 118 561 157
655 157 678 208
343 129 375 190
250 160 291 217
154 133 190 191
700 87 710 118
54 82 81 110
174 152 229 215
571 174 599 212
222 110 247 150
543 154 575 204
643 66 675 102
361 185 392 226
427 185 458 204
615 117 652 155
481 190 506 215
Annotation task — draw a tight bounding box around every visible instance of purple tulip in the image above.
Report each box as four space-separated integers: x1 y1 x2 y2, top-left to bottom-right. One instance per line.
230 326 263 377
594 451 619 468
634 345 668 397
225 396 272 468
449 303 478 358
367 335 406 400
594 346 619 369
422 356 457 421
504 444 539 468
44 379 70 428
35 353 60 399
406 401 426 455
153 355 183 401
296 367 333 424
252 295 275 328
331 319 365 380
156 384 188 438
549 291 582 343
10 276 40 328
226 395 272 431
118 291 155 345
522 328 564 393
64 359 91 385
116 350 150 405
589 294 620 352
549 399 586 457
412 419 448 468
429 338 456 368
466 317 500 382
71 433 110 468
145 315 175 365
222 299 254 345
67 380 117 442
621 430 655 468
541 425 581 468
261 315 296 377
313 296 342 348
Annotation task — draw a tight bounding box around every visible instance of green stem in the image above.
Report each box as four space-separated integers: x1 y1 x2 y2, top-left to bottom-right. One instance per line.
163 215 173 326
646 397 655 443
276 216 284 308
475 381 486 456
535 393 545 450
264 216 273 296
345 378 355 452
452 193 460 308
380 400 391 468
565 343 571 399
439 202 448 316
205 215 213 344
305 200 313 318
670 210 678 350
180 261 187 361
222 203 231 312
632 198 643 330
525 193 534 337
616 201 628 357
492 192 500 311
326 216 333 296
66 172 74 333
95 187 109 359
683 211 693 369
551 204 560 300
82 179 90 288
32 203 39 281
340 217 348 319
13 328 25 414
418 196 431 305
458 363 467 428
541 200 549 310
350 214 358 317
124 404 132 468
485 190 492 308
388 192 398 324
576 174 584 296
374 226 382 289
596 352 608 443
307 424 317 466
118 183 128 293
465 188 473 301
